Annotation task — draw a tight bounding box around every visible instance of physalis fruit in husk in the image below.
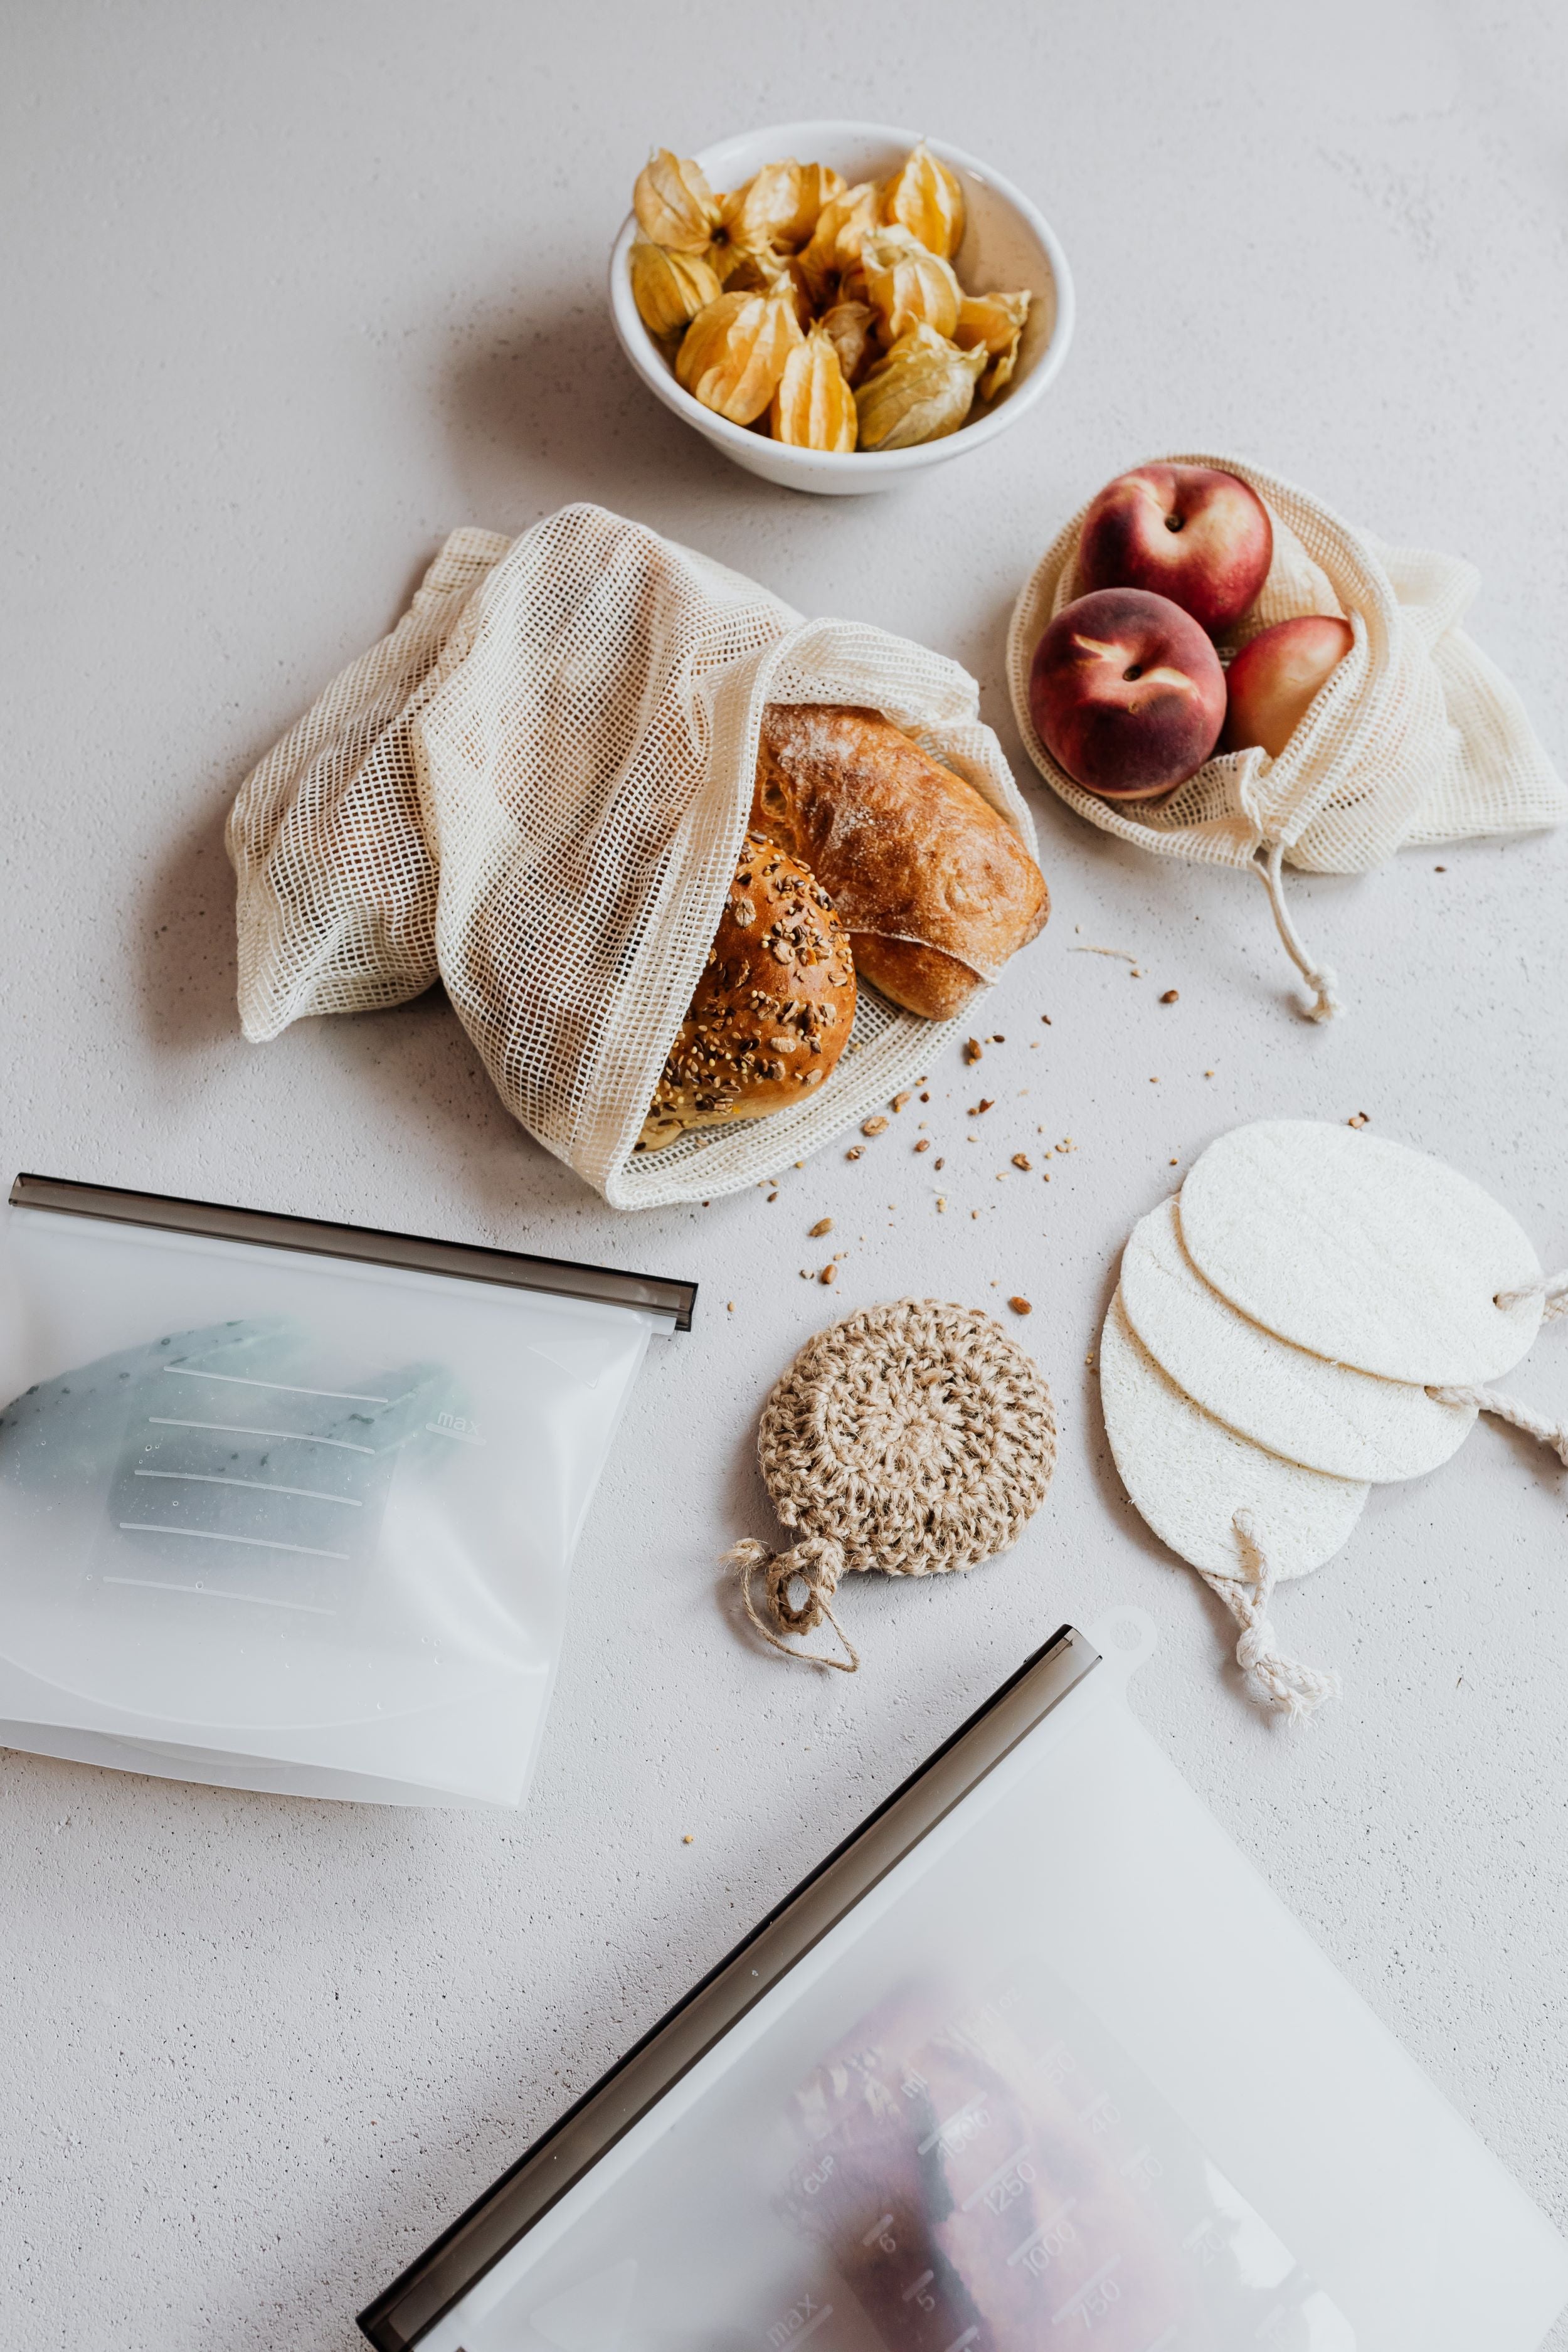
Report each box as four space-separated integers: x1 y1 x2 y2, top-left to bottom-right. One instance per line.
633 149 722 253
955 290 1032 395
798 181 882 302
770 326 857 452
630 241 723 340
861 226 961 344
677 285 804 425
880 139 967 260
630 138 1035 450
818 298 877 387
855 322 986 452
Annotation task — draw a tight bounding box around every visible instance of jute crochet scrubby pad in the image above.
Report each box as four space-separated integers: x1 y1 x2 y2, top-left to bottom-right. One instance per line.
726 1298 1056 1671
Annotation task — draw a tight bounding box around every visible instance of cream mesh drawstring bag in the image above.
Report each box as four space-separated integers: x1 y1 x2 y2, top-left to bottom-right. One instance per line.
228 503 1037 1209
1006 452 1565 1021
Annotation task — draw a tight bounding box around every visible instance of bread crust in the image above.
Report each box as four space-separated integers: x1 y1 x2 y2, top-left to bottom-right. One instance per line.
751 704 1047 1019
638 832 856 1150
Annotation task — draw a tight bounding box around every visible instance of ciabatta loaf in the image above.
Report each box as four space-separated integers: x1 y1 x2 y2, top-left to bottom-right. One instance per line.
752 705 1047 1019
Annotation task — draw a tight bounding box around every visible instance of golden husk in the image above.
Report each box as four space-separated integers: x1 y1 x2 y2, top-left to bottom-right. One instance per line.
629 241 723 340
788 162 847 247
722 160 807 253
770 326 857 451
954 290 1032 395
880 140 966 260
854 322 986 451
676 286 805 425
818 298 877 386
633 149 721 252
798 181 882 301
861 226 961 344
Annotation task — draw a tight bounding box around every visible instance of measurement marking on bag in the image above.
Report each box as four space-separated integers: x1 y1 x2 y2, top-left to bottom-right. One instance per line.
115 1522 350 1561
134 1469 362 1507
147 1416 374 1454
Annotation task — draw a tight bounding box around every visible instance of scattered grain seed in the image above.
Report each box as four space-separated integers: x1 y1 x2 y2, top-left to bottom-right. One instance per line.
963 1039 983 1063
766 1192 778 1203
1012 1153 1032 1171
726 1301 735 1313
1204 1069 1214 1078
1434 864 1446 872
1149 1076 1160 1083
914 1138 931 1153
891 1090 913 1113
820 1263 838 1285
919 1091 930 1103
1160 988 1179 1004
936 1197 947 1212
845 1146 863 1161
1348 1111 1370 1128
1040 1013 1052 1025
808 1217 834 1237
682 1833 694 1844
861 1115 889 1136
989 1034 1005 1044
934 1157 945 1170
1169 1158 1179 1167
1009 1296 1032 1316
970 1098 994 1115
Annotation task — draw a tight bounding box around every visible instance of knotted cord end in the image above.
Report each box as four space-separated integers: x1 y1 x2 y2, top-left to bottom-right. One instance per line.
723 1535 859 1672
1199 1508 1340 1722
1255 842 1343 1024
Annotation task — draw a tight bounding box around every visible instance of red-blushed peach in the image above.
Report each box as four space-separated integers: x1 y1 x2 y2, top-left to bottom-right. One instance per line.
1029 588 1227 801
1222 615 1355 758
1077 464 1273 637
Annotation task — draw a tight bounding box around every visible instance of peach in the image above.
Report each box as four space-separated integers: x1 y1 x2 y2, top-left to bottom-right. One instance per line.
1029 588 1227 802
1222 615 1354 758
1077 464 1273 638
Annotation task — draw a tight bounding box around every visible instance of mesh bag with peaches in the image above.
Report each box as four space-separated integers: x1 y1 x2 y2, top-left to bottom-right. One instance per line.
1007 452 1565 1018
228 504 1046 1207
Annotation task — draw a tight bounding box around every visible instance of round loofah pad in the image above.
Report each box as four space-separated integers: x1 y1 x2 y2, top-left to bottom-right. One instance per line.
1100 1290 1367 1582
757 1298 1056 1578
1120 1195 1476 1483
1179 1120 1542 1385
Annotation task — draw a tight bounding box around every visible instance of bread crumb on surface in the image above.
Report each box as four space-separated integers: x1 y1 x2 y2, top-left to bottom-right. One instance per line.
1160 988 1179 1004
936 1197 946 1211
808 1217 834 1237
845 1145 862 1160
682 1833 694 1844
1012 1153 1031 1171
969 1098 994 1115
890 1090 913 1113
1009 1296 1032 1316
963 1038 983 1063
861 1115 889 1136
1348 1111 1370 1128
726 1301 735 1313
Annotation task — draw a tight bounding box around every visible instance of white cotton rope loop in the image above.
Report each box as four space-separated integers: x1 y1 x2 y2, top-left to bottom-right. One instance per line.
1256 842 1341 1025
1428 1269 1568 1466
1199 1510 1341 1723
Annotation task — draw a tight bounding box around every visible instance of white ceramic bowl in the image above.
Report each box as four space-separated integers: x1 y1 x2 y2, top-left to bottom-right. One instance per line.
608 120 1074 495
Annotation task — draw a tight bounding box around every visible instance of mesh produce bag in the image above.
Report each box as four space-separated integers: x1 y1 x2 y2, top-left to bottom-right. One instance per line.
229 504 1037 1209
1006 451 1565 1020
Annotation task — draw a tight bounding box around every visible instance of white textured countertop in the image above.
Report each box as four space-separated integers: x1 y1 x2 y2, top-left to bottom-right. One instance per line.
3 4 1567 2345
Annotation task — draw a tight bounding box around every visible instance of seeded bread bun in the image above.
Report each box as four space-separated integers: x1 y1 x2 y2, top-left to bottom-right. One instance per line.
752 704 1048 1020
638 832 856 1151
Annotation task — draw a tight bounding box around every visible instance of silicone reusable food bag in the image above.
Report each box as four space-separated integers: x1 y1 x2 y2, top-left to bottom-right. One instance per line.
359 1618 1568 2352
0 1175 692 1807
